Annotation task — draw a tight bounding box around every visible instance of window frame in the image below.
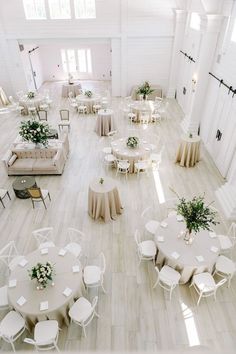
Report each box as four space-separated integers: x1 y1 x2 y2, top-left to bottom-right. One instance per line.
74 0 96 19
23 0 47 20
48 0 71 20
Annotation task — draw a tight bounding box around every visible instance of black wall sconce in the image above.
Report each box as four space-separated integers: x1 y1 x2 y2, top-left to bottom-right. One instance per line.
180 50 196 63
216 129 222 141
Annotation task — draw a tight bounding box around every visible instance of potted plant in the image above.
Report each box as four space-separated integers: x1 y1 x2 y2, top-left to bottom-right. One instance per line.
28 261 55 289
27 91 35 99
136 81 154 100
84 90 93 98
127 136 139 148
176 194 219 243
19 119 50 147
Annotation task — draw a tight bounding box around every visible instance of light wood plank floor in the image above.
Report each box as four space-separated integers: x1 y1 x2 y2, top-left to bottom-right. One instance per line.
0 80 235 352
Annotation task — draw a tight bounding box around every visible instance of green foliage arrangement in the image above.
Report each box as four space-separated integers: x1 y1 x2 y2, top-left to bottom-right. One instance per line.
19 119 50 146
28 262 54 288
136 81 154 99
84 90 93 98
27 91 35 99
127 136 139 148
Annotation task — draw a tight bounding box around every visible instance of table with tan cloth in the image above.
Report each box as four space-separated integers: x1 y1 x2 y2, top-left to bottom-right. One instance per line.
130 85 163 100
0 87 10 106
175 134 201 167
76 94 101 113
61 82 82 98
131 100 155 123
8 247 85 330
95 109 115 136
154 214 220 284
88 177 123 222
19 95 44 115
111 138 152 173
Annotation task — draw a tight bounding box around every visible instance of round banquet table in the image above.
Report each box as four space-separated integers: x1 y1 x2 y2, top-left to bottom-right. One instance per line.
19 95 44 115
61 82 82 98
175 134 201 167
154 214 220 284
8 247 85 329
88 177 123 223
111 138 152 173
76 94 101 113
95 109 115 136
131 100 155 123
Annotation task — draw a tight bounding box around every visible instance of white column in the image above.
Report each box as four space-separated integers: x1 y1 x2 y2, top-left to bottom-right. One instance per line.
120 0 128 97
167 10 187 98
181 14 223 134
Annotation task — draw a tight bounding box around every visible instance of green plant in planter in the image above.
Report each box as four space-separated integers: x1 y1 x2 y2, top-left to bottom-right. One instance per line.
84 90 93 98
176 195 219 236
19 119 50 146
136 81 154 99
127 136 139 148
27 91 35 99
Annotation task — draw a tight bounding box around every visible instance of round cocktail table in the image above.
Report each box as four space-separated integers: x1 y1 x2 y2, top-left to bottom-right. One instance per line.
12 176 36 199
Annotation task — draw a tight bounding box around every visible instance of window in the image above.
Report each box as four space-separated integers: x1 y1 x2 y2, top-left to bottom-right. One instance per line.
23 0 46 19
231 19 236 42
48 0 71 19
74 0 96 19
61 48 92 74
190 13 200 31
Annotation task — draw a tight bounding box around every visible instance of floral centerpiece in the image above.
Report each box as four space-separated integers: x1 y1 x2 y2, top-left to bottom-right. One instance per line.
28 262 54 289
127 136 139 148
27 91 35 99
136 81 154 100
176 194 219 243
19 119 50 146
84 90 93 98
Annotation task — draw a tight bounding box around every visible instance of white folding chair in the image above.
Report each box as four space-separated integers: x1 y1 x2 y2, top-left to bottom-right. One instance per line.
190 272 227 306
217 222 236 256
0 311 26 352
65 228 84 258
0 286 9 310
68 296 99 338
116 159 130 178
141 206 160 236
134 229 156 265
32 227 55 250
0 189 11 208
24 320 60 352
0 241 24 272
134 159 150 177
150 146 164 169
58 109 70 131
153 265 181 300
104 154 116 169
83 253 106 293
213 255 236 288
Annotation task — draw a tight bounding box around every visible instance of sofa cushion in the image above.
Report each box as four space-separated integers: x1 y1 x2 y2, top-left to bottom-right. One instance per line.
8 158 34 171
12 149 57 159
8 154 17 166
33 159 56 171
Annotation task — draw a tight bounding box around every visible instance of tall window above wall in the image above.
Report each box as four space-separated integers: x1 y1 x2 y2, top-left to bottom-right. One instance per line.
48 0 71 19
61 49 93 74
190 12 200 31
74 0 96 19
231 19 236 42
23 0 46 19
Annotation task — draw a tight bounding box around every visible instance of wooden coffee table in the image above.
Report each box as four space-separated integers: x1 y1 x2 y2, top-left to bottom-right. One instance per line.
12 176 37 199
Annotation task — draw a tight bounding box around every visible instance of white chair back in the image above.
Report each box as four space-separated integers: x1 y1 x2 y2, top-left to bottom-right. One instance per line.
134 229 141 246
0 241 19 268
228 222 236 245
32 227 54 247
99 252 106 274
67 228 84 243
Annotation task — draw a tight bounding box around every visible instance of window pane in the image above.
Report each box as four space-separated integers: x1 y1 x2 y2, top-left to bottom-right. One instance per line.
74 0 96 19
190 13 200 31
67 50 76 72
78 49 87 72
23 0 46 19
61 49 68 73
87 49 92 73
49 0 71 19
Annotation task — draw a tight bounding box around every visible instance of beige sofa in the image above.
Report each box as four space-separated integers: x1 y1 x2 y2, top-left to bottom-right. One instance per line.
2 133 69 176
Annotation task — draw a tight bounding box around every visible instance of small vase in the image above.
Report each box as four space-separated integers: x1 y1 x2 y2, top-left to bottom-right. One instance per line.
184 229 194 245
35 143 41 149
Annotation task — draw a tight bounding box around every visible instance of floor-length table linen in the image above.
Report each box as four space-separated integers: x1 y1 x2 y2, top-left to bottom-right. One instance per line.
155 214 220 284
76 94 101 113
175 134 201 167
95 109 115 136
130 85 162 100
8 247 85 329
19 95 44 115
131 101 155 123
61 83 82 97
111 138 152 173
88 177 122 222
0 87 10 106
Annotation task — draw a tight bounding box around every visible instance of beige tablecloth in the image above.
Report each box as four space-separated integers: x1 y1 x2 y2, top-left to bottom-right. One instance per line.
61 83 82 97
88 177 123 222
130 85 163 100
76 94 101 113
19 95 44 115
155 214 220 284
111 138 152 173
0 87 10 106
95 109 115 136
131 101 155 123
175 134 201 167
8 247 85 330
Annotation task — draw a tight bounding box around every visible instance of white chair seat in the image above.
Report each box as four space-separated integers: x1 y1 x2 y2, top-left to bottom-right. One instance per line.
0 311 25 338
160 265 181 286
70 103 78 108
0 286 9 308
152 113 161 122
65 242 82 258
218 235 233 250
69 297 92 322
128 113 136 120
135 161 149 170
215 255 236 274
103 147 112 154
84 266 101 285
8 255 24 271
150 153 161 162
104 154 116 163
118 161 130 169
145 220 160 235
59 121 70 126
192 272 216 292
39 104 48 110
149 144 157 151
38 241 55 250
34 320 58 344
139 240 156 257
